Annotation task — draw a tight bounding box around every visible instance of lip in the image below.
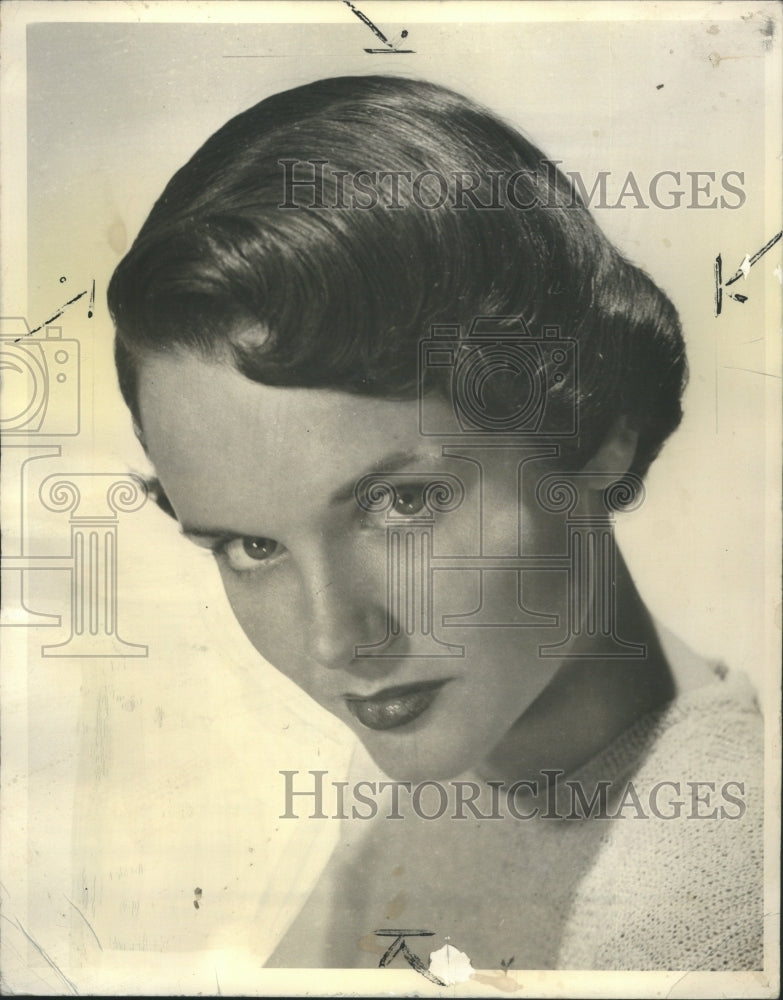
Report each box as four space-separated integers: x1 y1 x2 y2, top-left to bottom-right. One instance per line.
344 678 453 731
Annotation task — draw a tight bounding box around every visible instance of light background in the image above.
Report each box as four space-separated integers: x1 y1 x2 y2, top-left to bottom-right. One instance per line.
1 2 780 996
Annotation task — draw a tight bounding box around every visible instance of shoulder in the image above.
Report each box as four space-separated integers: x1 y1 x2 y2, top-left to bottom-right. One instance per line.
584 619 763 787
559 647 764 971
638 664 762 780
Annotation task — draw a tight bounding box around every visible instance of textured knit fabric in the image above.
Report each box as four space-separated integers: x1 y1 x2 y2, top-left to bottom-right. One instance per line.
555 663 763 969
268 642 764 971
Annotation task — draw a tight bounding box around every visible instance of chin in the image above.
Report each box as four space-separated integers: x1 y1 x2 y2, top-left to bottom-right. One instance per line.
359 733 484 784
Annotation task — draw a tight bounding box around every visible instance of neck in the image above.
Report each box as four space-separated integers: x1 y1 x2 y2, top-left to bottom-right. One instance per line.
475 547 674 785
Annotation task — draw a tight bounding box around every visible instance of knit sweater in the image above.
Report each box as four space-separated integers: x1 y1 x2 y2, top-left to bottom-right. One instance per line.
555 661 763 969
268 649 763 971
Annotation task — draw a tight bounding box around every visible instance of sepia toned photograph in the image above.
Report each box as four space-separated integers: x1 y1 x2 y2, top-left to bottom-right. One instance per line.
1 2 780 995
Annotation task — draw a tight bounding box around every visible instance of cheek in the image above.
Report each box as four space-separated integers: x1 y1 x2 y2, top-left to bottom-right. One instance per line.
519 502 570 615
217 565 307 681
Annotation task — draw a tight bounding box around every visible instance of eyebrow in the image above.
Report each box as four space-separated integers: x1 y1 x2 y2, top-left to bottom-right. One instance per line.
328 449 424 504
179 448 425 539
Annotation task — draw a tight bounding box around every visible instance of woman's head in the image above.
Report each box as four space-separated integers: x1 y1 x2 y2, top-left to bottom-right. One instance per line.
108 74 686 480
110 76 688 780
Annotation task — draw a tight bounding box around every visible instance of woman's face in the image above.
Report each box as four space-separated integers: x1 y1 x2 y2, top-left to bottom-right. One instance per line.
138 350 573 781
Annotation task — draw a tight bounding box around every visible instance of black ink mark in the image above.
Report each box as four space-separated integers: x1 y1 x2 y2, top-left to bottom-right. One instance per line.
342 0 414 53
388 29 409 49
343 0 389 45
87 279 95 319
500 955 515 970
13 288 92 341
724 231 782 286
714 230 782 315
714 253 723 316
376 928 445 986
656 84 664 89
59 275 67 283
194 886 203 909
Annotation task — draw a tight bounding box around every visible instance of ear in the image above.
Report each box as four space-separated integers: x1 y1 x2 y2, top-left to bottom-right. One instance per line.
580 415 639 487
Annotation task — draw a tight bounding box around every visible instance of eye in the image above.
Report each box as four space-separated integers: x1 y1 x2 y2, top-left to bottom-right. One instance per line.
355 478 438 530
219 536 286 573
393 484 426 516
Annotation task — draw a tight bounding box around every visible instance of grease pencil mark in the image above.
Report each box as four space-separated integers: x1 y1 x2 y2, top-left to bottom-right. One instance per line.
12 289 91 341
714 230 783 314
375 928 446 985
724 231 782 286
342 0 414 53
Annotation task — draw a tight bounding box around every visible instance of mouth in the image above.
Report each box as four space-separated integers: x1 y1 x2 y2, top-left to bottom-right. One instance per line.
344 678 453 731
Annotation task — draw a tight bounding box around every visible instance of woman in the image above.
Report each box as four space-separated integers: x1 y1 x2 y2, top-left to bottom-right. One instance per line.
107 75 762 971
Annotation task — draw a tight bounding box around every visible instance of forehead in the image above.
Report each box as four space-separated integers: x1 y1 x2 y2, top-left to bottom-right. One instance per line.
136 351 445 530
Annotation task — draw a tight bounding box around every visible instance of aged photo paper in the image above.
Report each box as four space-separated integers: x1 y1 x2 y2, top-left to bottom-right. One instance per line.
1 1 780 996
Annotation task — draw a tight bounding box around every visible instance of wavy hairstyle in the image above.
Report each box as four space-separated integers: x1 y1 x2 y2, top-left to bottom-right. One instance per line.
108 75 687 480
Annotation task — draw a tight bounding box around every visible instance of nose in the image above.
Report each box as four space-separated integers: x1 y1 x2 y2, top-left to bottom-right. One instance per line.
303 560 394 668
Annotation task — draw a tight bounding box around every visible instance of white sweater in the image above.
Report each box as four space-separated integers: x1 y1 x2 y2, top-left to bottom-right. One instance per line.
269 658 763 971
554 663 763 969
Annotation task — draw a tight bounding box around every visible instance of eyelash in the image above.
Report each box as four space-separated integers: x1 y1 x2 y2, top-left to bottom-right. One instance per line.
212 536 288 575
203 481 432 576
358 482 428 526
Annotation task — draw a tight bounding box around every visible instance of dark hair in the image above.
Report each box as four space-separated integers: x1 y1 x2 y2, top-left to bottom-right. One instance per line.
108 74 687 478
